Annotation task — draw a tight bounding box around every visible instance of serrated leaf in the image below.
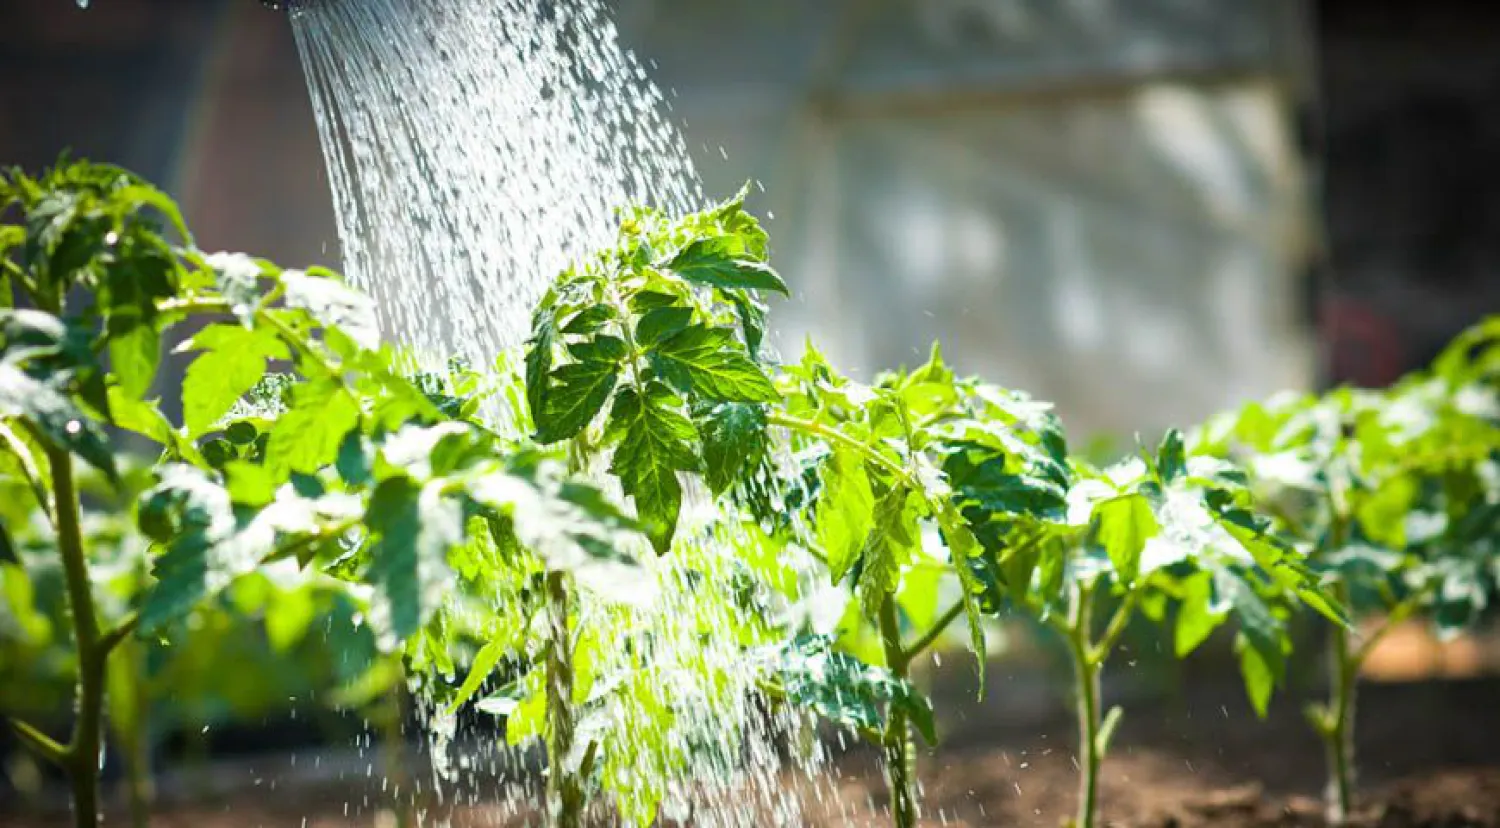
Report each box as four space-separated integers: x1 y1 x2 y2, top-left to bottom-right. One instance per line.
933 501 989 695
696 401 769 495
667 237 788 296
524 306 555 427
138 465 359 632
180 324 288 436
1094 493 1159 584
651 324 777 403
767 635 934 743
535 358 619 444
815 444 876 581
0 363 116 481
607 382 698 553
730 298 768 356
264 379 360 479
858 487 921 620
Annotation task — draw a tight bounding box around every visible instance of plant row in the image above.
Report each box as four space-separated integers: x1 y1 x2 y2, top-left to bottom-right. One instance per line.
1 160 1496 828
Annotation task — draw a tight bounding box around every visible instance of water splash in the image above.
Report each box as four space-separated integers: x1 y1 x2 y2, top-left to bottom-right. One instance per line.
289 1 846 823
292 0 702 398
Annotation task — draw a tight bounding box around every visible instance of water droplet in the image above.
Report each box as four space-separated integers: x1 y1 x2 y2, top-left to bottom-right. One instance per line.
64 420 81 435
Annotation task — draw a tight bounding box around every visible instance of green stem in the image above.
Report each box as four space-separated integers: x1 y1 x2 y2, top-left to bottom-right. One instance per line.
46 445 104 828
1066 586 1102 828
896 599 966 670
7 718 68 769
1323 617 1357 825
878 595 918 828
544 571 583 828
765 411 913 485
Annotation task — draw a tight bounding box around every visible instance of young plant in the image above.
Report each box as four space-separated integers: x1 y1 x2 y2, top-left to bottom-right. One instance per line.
521 192 999 827
1195 317 1500 825
987 431 1344 828
0 160 640 828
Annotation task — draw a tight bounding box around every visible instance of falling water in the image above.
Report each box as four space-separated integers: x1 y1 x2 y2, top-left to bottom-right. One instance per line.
291 0 702 384
289 1 846 824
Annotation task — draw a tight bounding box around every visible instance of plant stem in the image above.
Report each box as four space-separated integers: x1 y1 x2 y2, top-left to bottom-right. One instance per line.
544 571 583 828
7 719 68 769
1322 616 1357 825
46 445 104 828
765 412 913 485
1065 585 1102 828
878 595 918 828
897 599 966 670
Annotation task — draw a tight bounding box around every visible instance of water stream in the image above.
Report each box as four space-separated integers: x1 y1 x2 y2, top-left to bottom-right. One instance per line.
289 2 841 824
292 0 701 385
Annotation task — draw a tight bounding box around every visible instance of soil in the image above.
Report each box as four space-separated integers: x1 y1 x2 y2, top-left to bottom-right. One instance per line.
4 677 1499 827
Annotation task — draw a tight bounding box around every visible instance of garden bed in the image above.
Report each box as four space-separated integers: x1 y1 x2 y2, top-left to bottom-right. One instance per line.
5 675 1498 827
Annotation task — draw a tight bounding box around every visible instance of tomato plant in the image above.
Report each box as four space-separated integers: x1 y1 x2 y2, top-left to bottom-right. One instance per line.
2 158 1493 828
1195 317 1500 824
0 160 643 828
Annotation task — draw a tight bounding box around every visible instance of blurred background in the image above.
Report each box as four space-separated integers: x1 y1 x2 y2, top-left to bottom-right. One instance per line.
3 0 1500 824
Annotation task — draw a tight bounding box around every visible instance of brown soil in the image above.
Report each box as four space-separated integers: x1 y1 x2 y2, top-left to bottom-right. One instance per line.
4 677 1499 827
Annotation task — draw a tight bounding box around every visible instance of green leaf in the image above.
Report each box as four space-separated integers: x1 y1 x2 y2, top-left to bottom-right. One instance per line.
1174 571 1225 657
336 429 373 487
607 382 699 553
525 306 556 426
933 501 990 695
264 378 361 479
766 635 933 742
447 639 508 714
0 363 116 481
635 305 693 347
138 466 358 632
223 460 276 507
1094 493 1159 584
561 304 616 335
1237 632 1276 717
535 358 620 444
729 293 767 356
180 324 288 436
667 238 789 296
696 401 769 495
1156 428 1187 483
650 324 777 403
108 323 159 400
365 476 463 642
815 444 876 582
858 487 921 620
